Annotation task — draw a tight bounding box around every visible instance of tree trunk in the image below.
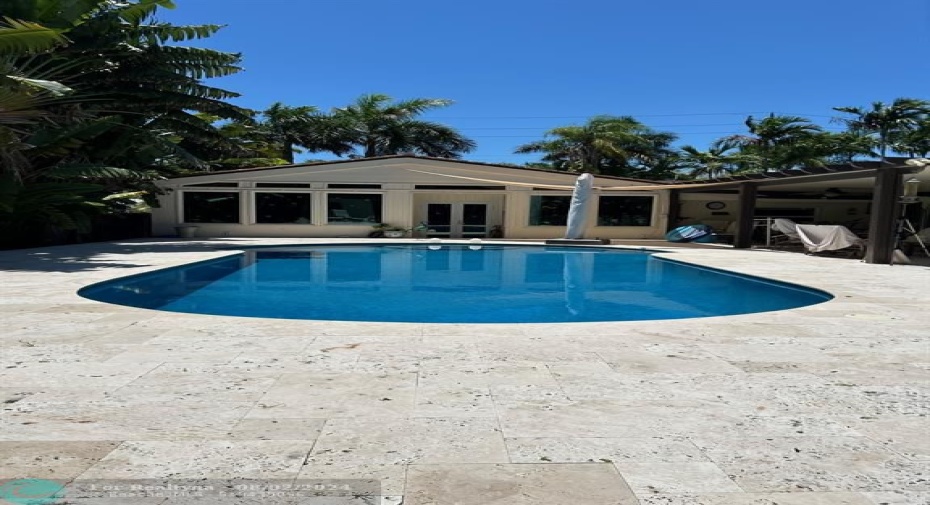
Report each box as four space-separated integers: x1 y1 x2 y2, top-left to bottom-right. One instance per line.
282 141 295 164
365 138 377 158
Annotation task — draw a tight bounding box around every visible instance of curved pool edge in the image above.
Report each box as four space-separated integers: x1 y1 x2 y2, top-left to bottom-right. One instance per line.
4 235 906 332
76 240 835 324
647 254 834 302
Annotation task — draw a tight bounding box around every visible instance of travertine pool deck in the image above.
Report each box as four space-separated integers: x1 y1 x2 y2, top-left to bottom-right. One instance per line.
0 238 927 505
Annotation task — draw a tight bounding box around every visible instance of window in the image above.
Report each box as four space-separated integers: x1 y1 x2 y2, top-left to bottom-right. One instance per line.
255 193 312 224
415 185 505 190
255 183 312 188
597 196 654 226
182 192 240 223
327 193 382 224
328 184 382 189
529 195 571 226
183 182 238 187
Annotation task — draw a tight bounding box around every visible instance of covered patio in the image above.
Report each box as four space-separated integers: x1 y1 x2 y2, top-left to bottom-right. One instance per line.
667 158 930 263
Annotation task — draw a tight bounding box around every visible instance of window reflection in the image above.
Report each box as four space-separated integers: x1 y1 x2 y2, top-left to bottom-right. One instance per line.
328 194 382 224
529 195 571 226
256 193 312 224
597 196 654 226
183 192 240 223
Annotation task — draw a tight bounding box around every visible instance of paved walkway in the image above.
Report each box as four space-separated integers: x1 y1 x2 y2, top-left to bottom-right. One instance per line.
0 239 927 504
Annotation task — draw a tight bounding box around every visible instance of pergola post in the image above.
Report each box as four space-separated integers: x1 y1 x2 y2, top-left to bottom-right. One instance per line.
733 183 757 249
864 167 903 264
666 189 680 232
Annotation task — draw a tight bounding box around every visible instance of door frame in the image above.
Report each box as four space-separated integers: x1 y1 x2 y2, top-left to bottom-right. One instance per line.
423 202 490 238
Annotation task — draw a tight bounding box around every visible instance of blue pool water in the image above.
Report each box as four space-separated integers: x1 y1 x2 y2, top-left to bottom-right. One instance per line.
79 245 831 323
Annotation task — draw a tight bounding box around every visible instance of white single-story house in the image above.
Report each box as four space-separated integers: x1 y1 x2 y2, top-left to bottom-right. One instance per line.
152 155 928 262
152 156 673 240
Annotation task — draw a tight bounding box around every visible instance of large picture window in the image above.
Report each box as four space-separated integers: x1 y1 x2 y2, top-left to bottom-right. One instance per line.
529 195 571 226
597 196 654 226
327 193 382 224
255 193 312 224
182 191 240 223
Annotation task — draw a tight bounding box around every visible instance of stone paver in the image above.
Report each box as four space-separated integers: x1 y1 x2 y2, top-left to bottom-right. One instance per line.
1 238 928 504
405 463 639 505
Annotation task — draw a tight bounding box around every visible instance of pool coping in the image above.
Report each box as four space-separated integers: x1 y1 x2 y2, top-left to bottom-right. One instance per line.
1 238 928 504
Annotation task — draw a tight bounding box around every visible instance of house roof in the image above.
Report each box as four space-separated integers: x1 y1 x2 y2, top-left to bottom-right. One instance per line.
168 155 667 184
163 155 928 194
671 157 928 193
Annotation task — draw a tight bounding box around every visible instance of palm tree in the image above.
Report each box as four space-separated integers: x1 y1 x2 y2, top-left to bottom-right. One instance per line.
514 115 678 176
815 131 877 164
325 94 475 158
833 98 930 161
891 119 930 157
677 140 760 179
718 114 825 171
254 103 325 164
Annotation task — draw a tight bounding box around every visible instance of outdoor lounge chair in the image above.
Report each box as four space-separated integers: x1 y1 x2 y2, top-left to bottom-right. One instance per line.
795 224 866 256
770 218 803 247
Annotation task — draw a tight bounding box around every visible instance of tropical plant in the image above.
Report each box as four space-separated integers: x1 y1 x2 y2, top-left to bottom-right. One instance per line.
251 103 323 164
514 115 678 178
814 131 877 164
716 114 825 170
891 119 930 157
0 0 248 247
323 94 476 158
833 98 930 161
677 140 761 179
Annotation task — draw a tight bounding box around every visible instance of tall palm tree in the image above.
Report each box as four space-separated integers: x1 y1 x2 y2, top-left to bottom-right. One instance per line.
677 140 760 179
514 115 677 176
715 114 838 171
833 98 930 161
325 94 475 158
891 119 930 157
740 114 824 147
255 103 325 164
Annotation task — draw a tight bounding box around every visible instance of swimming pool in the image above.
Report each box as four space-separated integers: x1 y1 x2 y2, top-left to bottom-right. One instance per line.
79 244 831 323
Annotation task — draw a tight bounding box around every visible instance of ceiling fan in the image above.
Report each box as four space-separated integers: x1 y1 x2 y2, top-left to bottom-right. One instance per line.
820 187 847 199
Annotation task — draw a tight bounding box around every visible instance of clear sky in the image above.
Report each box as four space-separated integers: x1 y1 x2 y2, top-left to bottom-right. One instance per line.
161 0 930 164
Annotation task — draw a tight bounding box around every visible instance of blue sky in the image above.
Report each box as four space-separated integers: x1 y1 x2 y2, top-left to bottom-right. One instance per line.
162 0 929 164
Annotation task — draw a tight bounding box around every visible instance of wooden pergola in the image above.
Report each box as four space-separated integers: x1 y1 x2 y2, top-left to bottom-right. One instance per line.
667 159 928 264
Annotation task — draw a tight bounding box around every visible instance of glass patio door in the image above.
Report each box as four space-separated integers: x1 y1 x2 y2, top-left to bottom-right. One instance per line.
460 203 488 238
426 203 453 237
425 203 488 238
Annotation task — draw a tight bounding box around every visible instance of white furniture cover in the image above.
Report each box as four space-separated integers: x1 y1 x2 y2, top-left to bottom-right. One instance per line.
771 218 802 240
795 224 865 253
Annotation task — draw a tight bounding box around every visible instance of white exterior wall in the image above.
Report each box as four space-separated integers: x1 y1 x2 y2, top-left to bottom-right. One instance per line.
505 188 669 239
151 157 669 240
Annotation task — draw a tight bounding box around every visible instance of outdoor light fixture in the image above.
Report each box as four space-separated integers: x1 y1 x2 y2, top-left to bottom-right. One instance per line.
901 178 921 204
892 175 929 264
822 188 844 199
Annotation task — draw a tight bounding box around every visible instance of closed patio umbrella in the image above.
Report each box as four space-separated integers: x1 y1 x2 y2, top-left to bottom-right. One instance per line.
564 173 594 239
